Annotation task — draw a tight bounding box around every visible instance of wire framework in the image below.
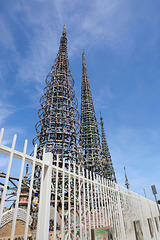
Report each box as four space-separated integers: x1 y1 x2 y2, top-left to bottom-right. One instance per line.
33 26 80 164
100 114 117 182
80 49 102 174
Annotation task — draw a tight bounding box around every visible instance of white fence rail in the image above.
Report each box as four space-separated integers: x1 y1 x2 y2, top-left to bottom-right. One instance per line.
0 128 160 240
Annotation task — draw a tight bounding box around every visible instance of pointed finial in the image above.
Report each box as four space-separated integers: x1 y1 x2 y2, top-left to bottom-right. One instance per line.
82 49 86 65
100 111 102 119
124 166 130 189
24 164 29 179
63 24 66 33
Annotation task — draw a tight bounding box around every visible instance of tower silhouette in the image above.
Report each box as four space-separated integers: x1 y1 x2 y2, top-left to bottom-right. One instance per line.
80 49 102 174
33 26 80 164
124 166 129 189
100 113 117 182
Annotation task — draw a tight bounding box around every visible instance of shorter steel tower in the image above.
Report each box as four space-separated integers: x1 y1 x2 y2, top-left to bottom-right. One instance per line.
100 113 117 182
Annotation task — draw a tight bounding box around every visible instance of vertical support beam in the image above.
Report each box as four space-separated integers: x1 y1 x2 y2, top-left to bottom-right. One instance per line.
74 163 76 240
53 155 59 240
36 152 52 240
79 166 82 239
0 133 17 227
102 177 107 227
68 160 71 239
90 171 95 229
61 159 65 239
82 168 87 240
11 139 28 240
99 176 105 227
24 144 37 240
86 169 91 240
105 179 112 226
97 176 102 227
0 128 4 145
108 180 114 228
93 173 98 228
115 183 126 240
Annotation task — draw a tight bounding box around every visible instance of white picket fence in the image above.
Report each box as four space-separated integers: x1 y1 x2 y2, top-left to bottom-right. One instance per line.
0 128 160 240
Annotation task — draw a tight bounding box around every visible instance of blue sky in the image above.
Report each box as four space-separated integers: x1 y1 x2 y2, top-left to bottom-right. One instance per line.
0 0 160 201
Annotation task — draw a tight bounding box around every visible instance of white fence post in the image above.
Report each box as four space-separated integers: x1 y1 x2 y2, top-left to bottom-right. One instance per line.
115 184 126 240
24 144 37 240
0 132 17 227
11 139 28 240
36 152 52 240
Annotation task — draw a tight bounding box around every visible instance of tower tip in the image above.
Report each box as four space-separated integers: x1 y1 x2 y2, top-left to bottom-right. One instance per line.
82 49 85 58
124 166 130 189
63 24 66 33
82 49 86 64
100 112 103 120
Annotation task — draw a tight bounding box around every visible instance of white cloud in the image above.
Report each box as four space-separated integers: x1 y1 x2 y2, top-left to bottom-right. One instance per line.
0 17 15 50
108 125 160 199
1 0 158 93
0 102 16 125
94 84 114 109
0 155 9 168
110 126 160 163
0 0 137 90
0 127 25 147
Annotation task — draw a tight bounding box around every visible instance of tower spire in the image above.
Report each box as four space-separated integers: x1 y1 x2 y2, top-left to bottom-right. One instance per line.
33 27 80 164
63 24 66 33
80 49 102 174
124 166 129 189
100 113 117 182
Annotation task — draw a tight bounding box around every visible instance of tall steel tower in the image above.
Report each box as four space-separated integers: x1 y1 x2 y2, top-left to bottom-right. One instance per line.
33 26 80 164
80 49 102 174
100 113 117 182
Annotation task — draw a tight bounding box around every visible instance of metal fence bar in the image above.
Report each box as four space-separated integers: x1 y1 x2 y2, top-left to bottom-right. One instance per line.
82 167 87 240
11 139 28 240
86 169 91 240
74 163 76 240
36 151 52 240
68 160 71 240
78 166 82 239
36 150 45 239
99 176 105 227
0 128 4 145
97 175 102 228
90 171 95 229
61 159 65 240
106 179 112 227
24 144 37 240
93 172 98 228
110 181 115 231
104 179 109 226
102 177 107 227
0 132 17 226
53 155 59 240
102 178 107 225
